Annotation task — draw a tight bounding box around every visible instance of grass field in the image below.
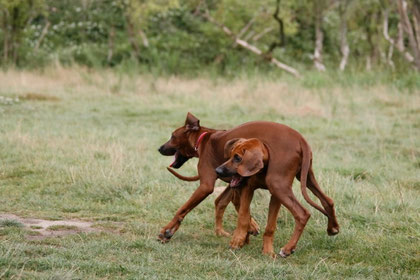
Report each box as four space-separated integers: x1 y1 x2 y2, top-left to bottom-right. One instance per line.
0 67 419 279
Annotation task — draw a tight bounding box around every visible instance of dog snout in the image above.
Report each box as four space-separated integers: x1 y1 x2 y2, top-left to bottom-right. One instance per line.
158 145 165 154
158 144 176 156
215 166 227 177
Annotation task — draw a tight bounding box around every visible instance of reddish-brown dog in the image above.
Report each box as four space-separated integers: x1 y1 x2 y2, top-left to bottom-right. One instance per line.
158 113 339 257
216 138 270 251
216 137 335 256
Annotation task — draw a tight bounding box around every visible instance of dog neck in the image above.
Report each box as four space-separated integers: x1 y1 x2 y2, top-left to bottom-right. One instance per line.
189 127 219 157
194 131 209 151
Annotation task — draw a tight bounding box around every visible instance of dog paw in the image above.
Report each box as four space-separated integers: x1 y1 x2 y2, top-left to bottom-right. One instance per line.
327 226 340 236
230 236 246 249
157 229 173 243
215 229 231 237
262 249 276 259
278 248 295 258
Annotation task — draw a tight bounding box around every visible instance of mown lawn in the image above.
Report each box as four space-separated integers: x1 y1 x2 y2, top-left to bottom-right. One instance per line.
0 68 419 279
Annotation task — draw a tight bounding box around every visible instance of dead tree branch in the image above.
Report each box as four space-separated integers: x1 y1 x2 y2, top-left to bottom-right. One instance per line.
202 10 300 77
252 27 274 41
264 0 286 56
273 0 285 47
237 16 257 40
34 20 50 51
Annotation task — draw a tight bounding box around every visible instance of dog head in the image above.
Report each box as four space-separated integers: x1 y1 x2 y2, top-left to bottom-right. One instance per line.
158 112 201 169
215 138 269 187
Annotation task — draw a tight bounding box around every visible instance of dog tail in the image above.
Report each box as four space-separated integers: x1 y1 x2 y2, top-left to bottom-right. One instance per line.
167 167 200 182
300 140 328 217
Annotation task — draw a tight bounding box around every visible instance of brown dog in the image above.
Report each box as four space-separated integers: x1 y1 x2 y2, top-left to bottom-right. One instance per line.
216 138 270 251
217 138 333 256
158 113 339 257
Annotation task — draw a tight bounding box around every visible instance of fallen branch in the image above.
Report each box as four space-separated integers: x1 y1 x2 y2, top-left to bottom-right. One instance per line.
202 11 300 78
252 27 274 41
243 30 256 42
237 15 257 40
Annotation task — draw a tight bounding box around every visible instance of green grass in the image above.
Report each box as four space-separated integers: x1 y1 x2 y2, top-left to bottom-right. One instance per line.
0 220 23 228
0 67 419 279
46 225 78 231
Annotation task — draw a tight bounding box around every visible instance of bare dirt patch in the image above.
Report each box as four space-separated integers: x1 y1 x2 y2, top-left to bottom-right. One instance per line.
0 213 100 240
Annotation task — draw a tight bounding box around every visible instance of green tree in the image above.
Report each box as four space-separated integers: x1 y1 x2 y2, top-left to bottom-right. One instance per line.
0 0 46 64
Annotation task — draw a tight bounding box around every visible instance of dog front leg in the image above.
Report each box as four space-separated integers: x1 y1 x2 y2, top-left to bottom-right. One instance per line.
230 186 254 249
231 189 260 236
158 181 215 243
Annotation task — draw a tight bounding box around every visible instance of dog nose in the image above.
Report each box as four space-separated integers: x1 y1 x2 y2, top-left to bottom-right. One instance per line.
158 146 163 153
215 166 224 176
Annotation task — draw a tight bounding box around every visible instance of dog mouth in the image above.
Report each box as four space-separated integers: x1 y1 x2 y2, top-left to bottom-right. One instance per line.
169 151 190 169
230 174 247 188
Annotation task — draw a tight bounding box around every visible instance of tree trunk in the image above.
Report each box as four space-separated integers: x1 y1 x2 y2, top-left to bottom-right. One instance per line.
411 0 420 52
3 29 8 63
396 22 405 51
139 29 149 47
314 1 326 71
387 43 395 68
339 0 350 71
383 8 414 65
413 16 420 53
397 0 420 70
366 56 371 71
365 11 380 69
124 14 140 60
12 39 18 64
2 10 9 63
107 25 115 63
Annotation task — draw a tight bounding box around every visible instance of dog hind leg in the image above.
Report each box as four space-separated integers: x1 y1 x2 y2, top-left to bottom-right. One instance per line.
307 169 339 235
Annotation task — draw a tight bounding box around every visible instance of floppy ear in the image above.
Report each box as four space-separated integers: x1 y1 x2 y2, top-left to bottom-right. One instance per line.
223 138 241 159
237 147 265 177
185 112 200 131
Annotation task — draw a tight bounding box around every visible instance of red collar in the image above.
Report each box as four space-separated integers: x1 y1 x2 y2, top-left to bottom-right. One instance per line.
194 132 209 151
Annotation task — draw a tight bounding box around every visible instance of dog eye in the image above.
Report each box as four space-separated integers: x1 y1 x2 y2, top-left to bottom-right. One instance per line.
233 154 242 163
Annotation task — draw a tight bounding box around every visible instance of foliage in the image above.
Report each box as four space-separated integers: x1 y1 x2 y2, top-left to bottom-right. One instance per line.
0 0 418 74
